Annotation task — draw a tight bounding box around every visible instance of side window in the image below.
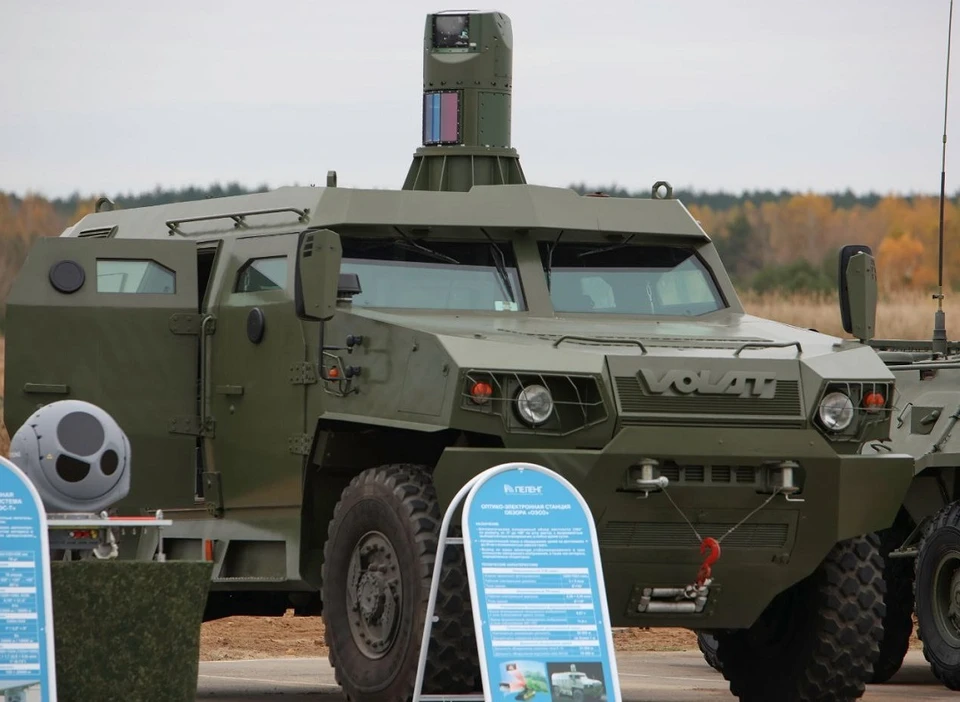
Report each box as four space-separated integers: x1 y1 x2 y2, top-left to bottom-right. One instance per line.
96 259 176 294
235 256 288 293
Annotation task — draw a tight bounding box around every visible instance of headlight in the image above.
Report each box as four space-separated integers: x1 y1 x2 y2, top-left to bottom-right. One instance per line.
516 384 554 426
818 391 854 431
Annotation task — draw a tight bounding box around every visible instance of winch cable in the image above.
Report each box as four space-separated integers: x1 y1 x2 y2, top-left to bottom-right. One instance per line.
660 485 784 586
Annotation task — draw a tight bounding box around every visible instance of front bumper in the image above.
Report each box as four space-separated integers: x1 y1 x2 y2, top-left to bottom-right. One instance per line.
432 425 913 629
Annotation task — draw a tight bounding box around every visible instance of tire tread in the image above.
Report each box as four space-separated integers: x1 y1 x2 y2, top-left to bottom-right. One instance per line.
913 501 960 690
321 464 480 702
715 534 885 701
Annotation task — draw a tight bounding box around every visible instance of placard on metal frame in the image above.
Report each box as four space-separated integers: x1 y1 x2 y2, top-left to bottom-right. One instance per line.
413 461 621 702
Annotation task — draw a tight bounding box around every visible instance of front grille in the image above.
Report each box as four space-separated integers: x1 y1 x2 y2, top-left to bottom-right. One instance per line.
599 521 789 549
712 465 731 482
651 463 759 486
615 376 802 416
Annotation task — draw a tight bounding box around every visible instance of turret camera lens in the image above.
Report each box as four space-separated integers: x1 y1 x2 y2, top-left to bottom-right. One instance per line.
433 14 469 48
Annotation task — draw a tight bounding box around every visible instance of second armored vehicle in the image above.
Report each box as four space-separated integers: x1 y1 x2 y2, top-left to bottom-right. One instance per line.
3 9 914 701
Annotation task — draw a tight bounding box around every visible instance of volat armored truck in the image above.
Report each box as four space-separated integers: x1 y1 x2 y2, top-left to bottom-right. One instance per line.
4 9 914 702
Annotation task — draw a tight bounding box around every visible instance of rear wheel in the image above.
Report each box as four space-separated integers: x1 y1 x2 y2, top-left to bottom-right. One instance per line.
914 501 960 690
320 464 479 702
714 534 886 701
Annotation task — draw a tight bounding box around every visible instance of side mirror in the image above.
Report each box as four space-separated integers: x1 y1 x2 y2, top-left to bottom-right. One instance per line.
838 244 877 341
294 228 342 321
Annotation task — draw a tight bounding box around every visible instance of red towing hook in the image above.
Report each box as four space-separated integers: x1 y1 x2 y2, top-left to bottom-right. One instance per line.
696 537 721 587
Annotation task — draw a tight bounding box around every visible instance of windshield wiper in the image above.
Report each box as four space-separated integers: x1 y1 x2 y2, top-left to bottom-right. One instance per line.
480 228 515 304
576 234 635 258
391 226 460 265
545 230 564 291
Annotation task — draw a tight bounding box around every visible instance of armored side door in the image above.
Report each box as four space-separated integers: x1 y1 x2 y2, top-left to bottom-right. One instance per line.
205 232 308 512
4 236 201 511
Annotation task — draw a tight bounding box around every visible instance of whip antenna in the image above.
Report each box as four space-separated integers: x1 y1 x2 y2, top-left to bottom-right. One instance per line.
934 0 955 354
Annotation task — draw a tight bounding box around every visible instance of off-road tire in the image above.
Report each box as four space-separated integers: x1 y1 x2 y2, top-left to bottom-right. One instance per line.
714 534 886 701
914 501 960 690
696 631 722 672
320 464 479 701
870 524 915 684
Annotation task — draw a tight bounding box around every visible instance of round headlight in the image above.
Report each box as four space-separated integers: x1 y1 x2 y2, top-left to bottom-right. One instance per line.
818 391 854 431
516 384 554 426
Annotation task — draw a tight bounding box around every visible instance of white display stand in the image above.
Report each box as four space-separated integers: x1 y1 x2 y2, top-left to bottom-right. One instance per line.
413 462 622 702
0 457 57 702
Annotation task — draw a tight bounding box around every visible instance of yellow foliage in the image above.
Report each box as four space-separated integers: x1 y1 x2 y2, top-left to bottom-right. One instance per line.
877 231 925 289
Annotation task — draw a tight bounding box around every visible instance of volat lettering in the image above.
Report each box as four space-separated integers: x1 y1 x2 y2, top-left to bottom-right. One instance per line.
639 369 778 398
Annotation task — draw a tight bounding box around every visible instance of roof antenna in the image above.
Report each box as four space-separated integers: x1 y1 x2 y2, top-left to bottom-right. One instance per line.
933 0 955 356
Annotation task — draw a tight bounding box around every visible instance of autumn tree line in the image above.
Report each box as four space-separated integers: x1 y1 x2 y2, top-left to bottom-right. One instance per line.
1 182 959 324
571 183 960 295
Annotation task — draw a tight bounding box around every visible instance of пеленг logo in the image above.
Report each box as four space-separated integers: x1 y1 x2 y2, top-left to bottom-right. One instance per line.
503 484 543 495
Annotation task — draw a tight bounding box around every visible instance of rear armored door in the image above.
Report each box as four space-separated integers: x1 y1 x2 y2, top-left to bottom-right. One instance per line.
4 236 201 511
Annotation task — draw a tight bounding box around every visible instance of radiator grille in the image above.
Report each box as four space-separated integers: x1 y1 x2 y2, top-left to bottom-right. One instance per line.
712 466 731 482
615 376 802 416
651 464 758 485
599 521 789 549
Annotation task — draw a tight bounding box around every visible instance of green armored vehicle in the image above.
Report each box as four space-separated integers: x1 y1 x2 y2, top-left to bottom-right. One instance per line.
4 10 914 702
851 250 960 689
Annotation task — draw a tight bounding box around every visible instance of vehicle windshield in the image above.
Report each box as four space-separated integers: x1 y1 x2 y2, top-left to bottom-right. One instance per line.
540 240 725 316
341 237 525 311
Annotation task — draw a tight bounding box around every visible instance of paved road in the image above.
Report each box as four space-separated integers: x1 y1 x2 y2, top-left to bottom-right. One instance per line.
196 650 957 701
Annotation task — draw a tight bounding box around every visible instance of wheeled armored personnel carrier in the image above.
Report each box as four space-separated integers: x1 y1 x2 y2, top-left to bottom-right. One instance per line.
858 321 960 689
4 10 914 702
849 253 960 691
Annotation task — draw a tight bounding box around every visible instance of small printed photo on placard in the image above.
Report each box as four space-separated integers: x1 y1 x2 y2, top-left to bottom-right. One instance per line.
496 660 550 700
547 661 608 702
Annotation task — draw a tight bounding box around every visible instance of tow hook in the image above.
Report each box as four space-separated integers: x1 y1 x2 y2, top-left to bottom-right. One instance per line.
634 458 668 497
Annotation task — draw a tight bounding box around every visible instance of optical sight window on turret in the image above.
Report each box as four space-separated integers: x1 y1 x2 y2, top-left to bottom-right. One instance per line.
433 14 470 48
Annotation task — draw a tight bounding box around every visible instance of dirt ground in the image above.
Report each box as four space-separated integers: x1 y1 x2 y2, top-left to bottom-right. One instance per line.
199 611 924 662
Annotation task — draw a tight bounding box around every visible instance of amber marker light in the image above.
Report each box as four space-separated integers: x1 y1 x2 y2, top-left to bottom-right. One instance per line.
470 381 494 404
863 391 885 413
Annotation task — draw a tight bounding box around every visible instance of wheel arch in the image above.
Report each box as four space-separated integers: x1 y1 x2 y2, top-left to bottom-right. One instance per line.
297 418 501 589
902 465 960 530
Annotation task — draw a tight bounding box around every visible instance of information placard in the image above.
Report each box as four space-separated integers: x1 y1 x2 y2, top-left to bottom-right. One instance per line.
462 462 620 702
0 456 57 701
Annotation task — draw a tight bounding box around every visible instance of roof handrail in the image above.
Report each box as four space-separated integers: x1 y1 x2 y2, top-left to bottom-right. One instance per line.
166 207 310 235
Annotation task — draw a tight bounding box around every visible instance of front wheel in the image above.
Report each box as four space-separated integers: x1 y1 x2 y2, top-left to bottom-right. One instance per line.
320 464 479 702
696 631 722 672
914 501 960 690
714 534 886 701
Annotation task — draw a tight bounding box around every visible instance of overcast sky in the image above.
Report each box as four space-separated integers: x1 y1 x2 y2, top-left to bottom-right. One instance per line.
1 0 958 198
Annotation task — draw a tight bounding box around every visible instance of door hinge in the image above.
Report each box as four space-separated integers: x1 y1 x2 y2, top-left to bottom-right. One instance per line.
169 313 217 335
287 433 313 456
289 362 318 385
202 471 224 518
169 416 216 437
